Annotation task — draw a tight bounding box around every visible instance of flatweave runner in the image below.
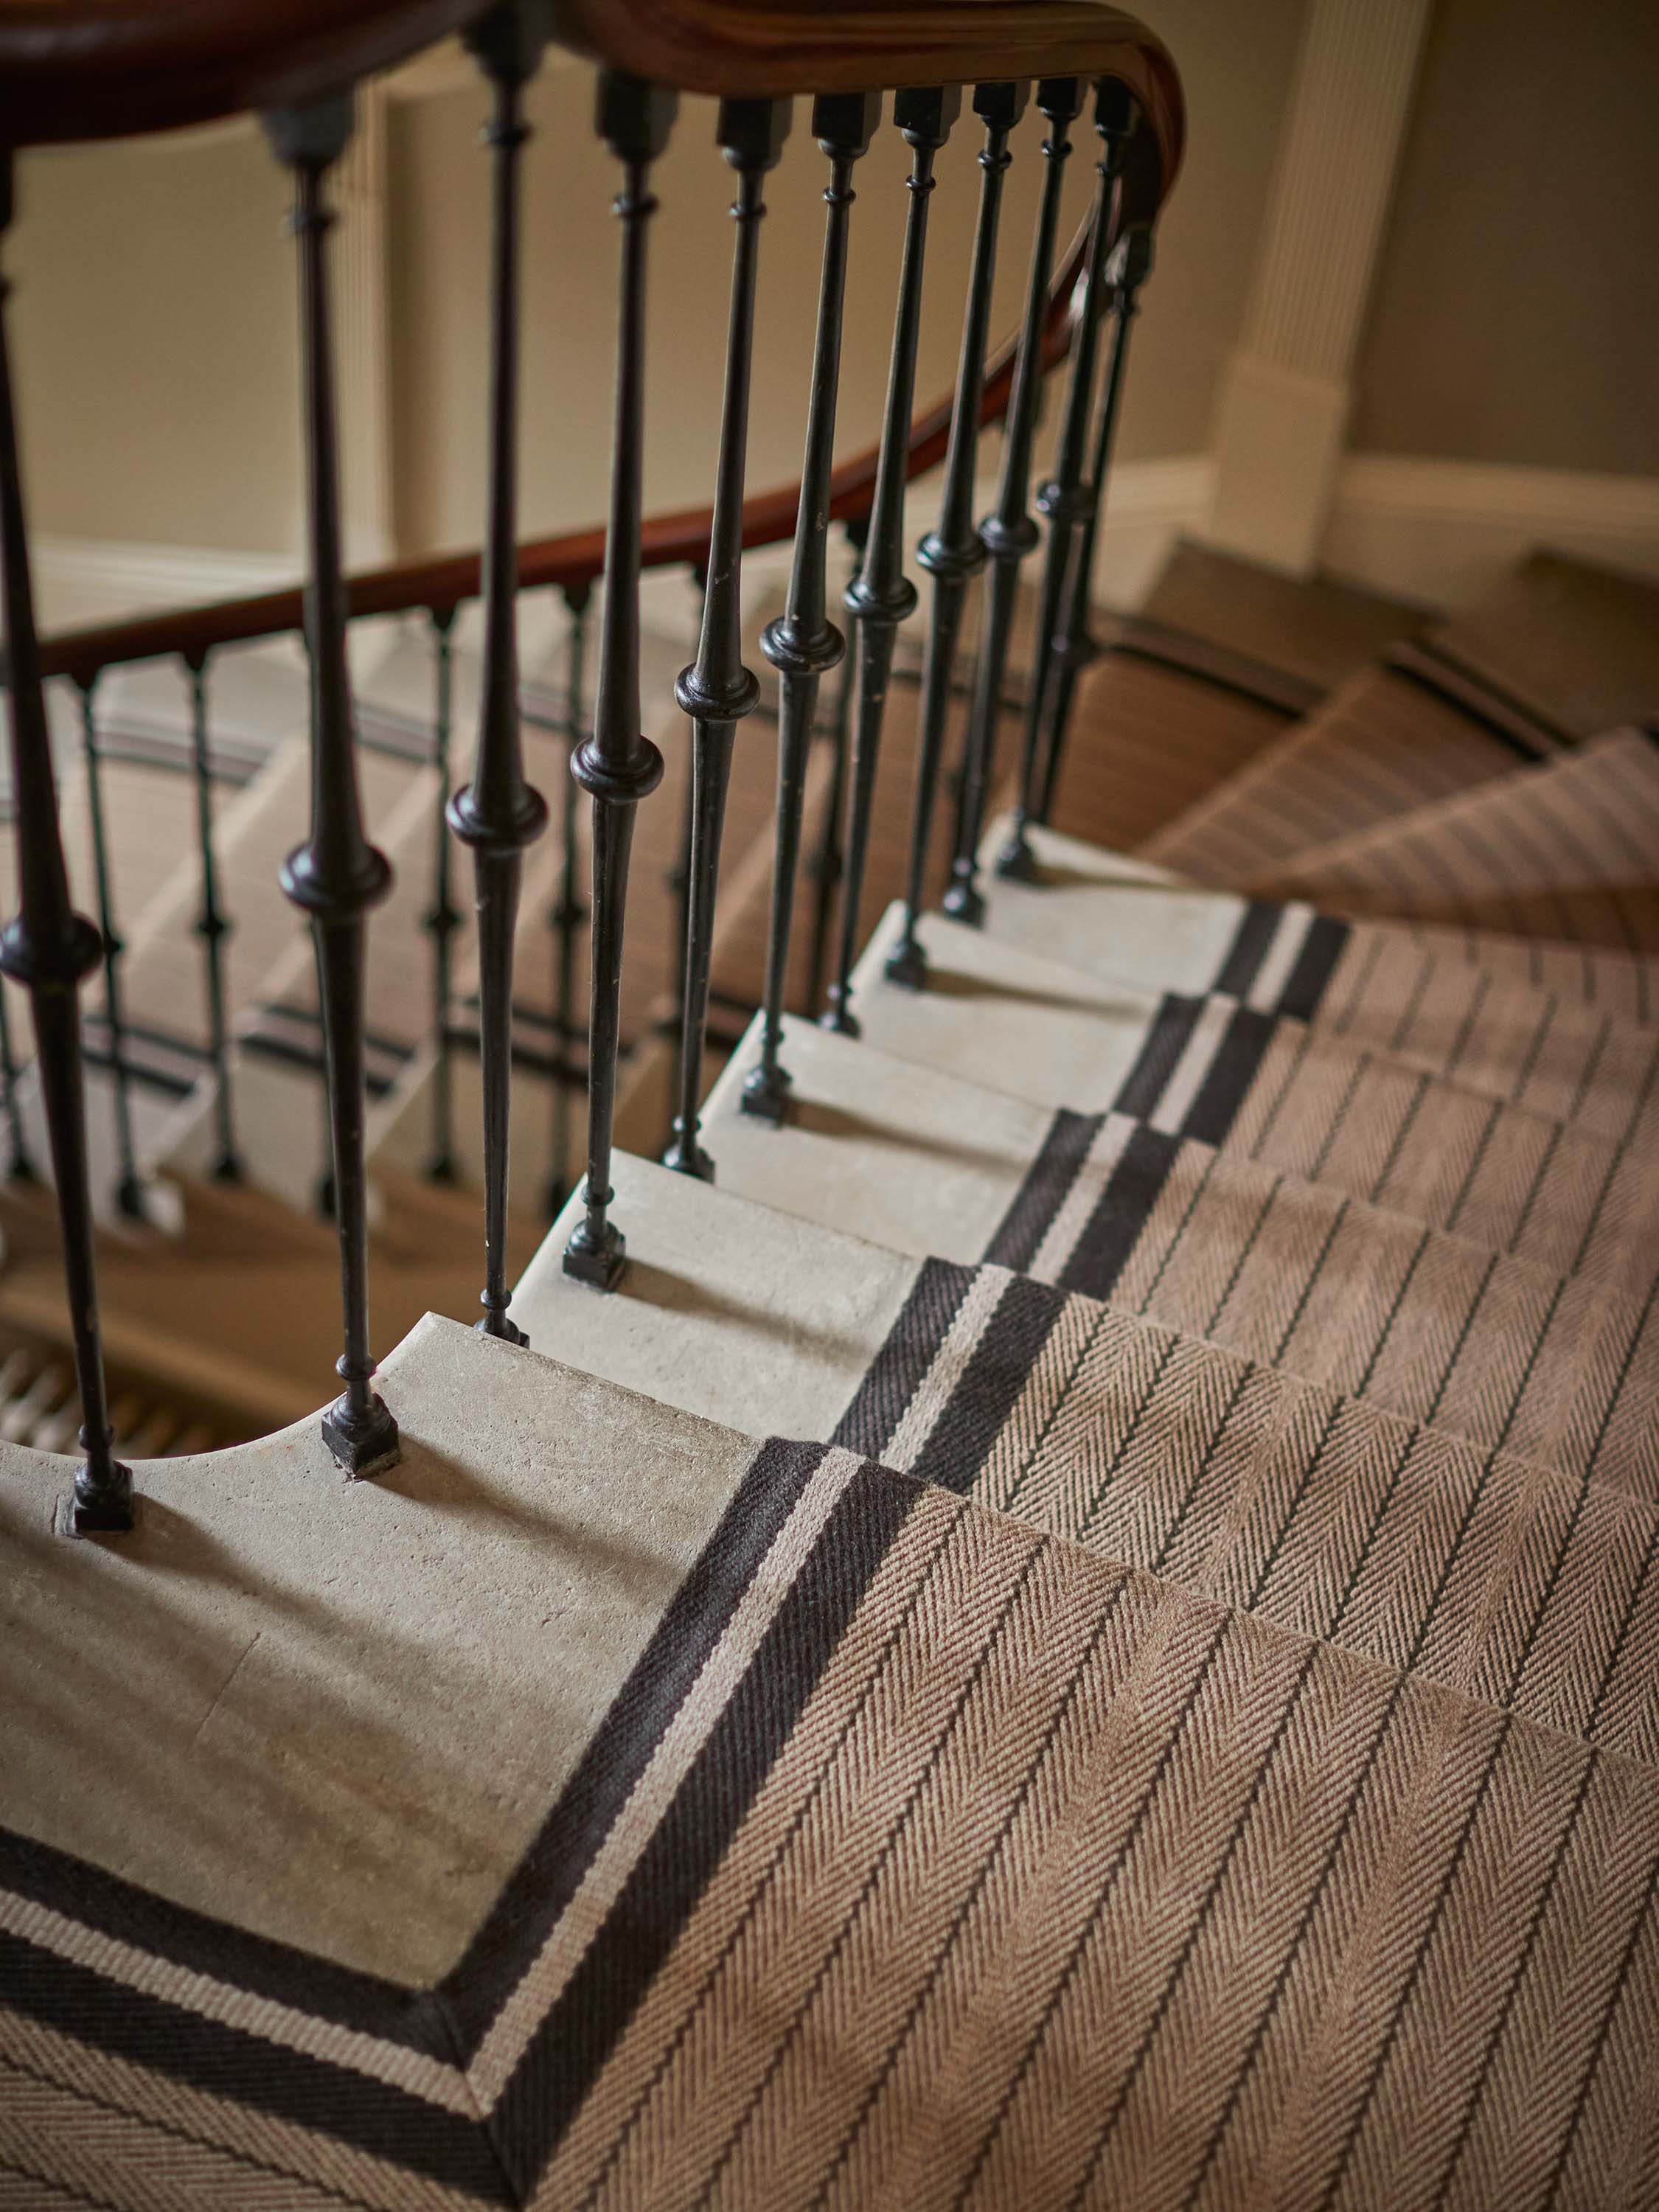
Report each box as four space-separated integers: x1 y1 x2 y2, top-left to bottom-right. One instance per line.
4 1434 1657 2208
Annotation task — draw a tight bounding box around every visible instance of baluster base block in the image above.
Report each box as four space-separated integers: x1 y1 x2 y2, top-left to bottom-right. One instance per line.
65 1458 135 1537
883 933 929 990
940 875 987 928
662 1129 716 1183
476 1312 529 1348
818 990 862 1040
995 830 1042 882
321 1391 402 1481
740 1059 793 1125
563 1213 627 1293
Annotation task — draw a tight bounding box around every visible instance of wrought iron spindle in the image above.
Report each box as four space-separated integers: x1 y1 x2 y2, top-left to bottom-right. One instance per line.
263 95 400 1478
183 650 242 1180
422 605 460 1182
821 86 961 1035
804 518 865 1015
664 96 790 1175
563 72 677 1290
741 93 878 1124
75 675 144 1216
1035 219 1154 827
943 75 1081 925
546 578 590 1214
661 561 707 1161
885 81 1027 990
448 7 550 1343
0 157 131 1532
998 80 1133 878
0 983 35 1181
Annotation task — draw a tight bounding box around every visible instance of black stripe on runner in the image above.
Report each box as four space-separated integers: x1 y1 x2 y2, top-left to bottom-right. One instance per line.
1059 1121 1183 1304
911 1272 1071 1496
495 1454 924 2198
1211 901 1281 1000
1113 995 1204 1122
0 1933 508 2201
1183 1003 1278 1147
441 1434 833 2051
832 1258 975 1461
983 1110 1103 1275
1277 914 1352 1020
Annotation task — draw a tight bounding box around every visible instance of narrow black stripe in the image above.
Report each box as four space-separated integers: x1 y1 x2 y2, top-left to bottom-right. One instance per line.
983 1110 1102 1275
1211 901 1281 999
911 1273 1070 1495
1279 915 1352 1020
1113 996 1203 1123
1183 1004 1278 1147
497 1457 922 2197
1058 1122 1183 1304
441 1436 831 2051
832 1259 975 1460
0 1934 507 2200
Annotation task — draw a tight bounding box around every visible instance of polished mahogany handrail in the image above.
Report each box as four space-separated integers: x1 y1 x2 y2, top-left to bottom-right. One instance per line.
38 204 1124 686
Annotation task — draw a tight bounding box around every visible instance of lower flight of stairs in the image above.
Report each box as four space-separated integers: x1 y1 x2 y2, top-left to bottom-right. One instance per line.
7 540 1659 2207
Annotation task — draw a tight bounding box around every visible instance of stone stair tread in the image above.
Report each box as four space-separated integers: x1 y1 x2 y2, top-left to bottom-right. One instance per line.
8 1312 1658 2210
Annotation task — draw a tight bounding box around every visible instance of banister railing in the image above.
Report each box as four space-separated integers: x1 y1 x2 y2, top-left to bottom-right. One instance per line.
0 0 1181 1532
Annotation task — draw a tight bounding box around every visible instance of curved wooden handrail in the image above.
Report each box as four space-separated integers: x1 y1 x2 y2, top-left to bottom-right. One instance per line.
38 200 1130 685
0 1 1181 205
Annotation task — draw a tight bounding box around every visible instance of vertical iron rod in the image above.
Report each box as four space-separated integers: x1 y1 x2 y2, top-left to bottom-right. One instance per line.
803 519 864 1015
546 578 591 1214
264 95 400 1478
184 650 242 1180
448 10 549 1343
76 675 145 1217
998 81 1133 878
742 93 877 1124
1035 220 1153 827
664 96 791 1175
661 562 707 1160
563 72 677 1292
885 81 1027 989
423 605 460 1182
821 86 961 1036
0 156 132 1533
943 75 1081 925
0 980 35 1181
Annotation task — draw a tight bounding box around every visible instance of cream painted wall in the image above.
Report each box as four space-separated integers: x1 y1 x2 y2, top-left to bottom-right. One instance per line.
9 1 1307 568
1350 0 1659 476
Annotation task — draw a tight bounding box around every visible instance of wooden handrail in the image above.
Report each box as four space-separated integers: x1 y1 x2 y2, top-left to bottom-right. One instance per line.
38 202 1127 685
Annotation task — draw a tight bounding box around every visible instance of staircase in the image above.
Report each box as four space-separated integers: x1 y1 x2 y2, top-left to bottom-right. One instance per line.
4 5 1659 2207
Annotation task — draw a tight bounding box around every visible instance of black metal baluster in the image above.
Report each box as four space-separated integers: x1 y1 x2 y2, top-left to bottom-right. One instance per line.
664 97 791 1174
998 80 1134 878
448 7 550 1343
0 981 35 1181
943 75 1081 925
264 95 400 1477
803 517 865 1016
422 605 460 1182
182 650 243 1181
75 675 145 1217
546 577 590 1214
741 93 878 1124
1035 218 1153 827
0 156 131 1532
661 562 706 1161
821 86 961 1034
563 72 677 1290
885 81 1027 989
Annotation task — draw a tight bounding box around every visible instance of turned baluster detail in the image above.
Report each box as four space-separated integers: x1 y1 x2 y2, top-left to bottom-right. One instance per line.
448 3 551 1343
821 85 961 1036
0 153 132 1533
263 94 400 1478
183 648 243 1181
944 74 1081 925
563 72 677 1291
999 78 1134 880
742 92 878 1125
886 79 1028 990
1036 218 1154 827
